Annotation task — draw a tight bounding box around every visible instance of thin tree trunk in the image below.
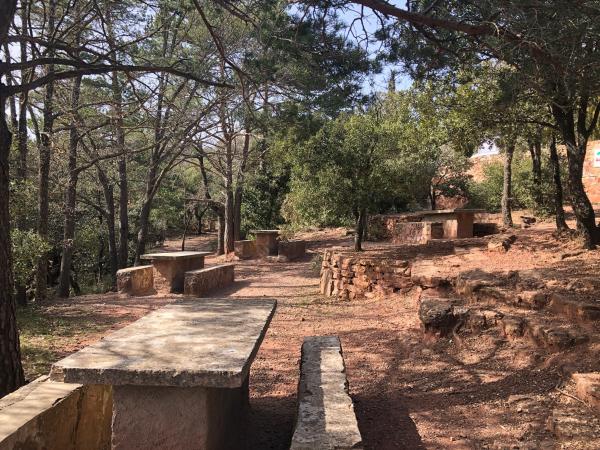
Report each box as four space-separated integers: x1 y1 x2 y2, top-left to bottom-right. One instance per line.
0 89 25 396
14 4 30 307
354 208 366 251
135 197 153 265
224 189 234 254
217 214 225 255
97 168 118 289
57 73 82 297
549 135 569 232
118 159 129 267
502 144 515 228
233 186 242 240
35 0 57 301
528 136 543 208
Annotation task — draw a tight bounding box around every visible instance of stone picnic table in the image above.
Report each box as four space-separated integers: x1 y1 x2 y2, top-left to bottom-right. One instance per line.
250 229 280 257
50 298 277 450
141 251 211 293
419 208 485 239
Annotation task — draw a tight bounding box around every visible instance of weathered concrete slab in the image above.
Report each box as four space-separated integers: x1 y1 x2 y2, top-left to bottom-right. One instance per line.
141 251 211 260
0 376 111 450
50 298 277 388
117 265 154 296
184 264 235 297
290 336 363 450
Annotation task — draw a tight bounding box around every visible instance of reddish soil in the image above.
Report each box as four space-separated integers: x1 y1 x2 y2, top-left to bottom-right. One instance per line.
19 218 600 449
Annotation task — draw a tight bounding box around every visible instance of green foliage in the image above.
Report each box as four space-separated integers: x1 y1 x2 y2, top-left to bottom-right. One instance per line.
11 230 50 286
467 155 563 215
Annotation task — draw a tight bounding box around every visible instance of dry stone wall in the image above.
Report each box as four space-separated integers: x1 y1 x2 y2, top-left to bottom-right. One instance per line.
116 265 154 296
320 250 413 300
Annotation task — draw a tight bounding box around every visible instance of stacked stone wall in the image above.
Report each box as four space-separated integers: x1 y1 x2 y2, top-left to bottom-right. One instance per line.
320 250 412 300
116 265 154 296
184 264 235 297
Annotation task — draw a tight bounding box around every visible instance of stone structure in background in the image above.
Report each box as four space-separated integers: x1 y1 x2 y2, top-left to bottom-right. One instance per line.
251 230 280 257
116 265 154 296
184 264 235 297
583 140 600 204
276 240 307 262
140 251 209 293
234 240 256 259
320 250 413 300
0 377 111 450
368 209 483 243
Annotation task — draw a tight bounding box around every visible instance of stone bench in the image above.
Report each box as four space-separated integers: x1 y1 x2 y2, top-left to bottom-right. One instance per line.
183 264 235 297
116 265 154 296
391 222 444 244
290 336 363 450
234 240 256 259
277 240 306 262
0 376 111 450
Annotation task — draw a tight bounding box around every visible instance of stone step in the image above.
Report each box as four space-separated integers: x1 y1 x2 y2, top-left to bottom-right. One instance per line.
572 373 600 413
500 314 589 351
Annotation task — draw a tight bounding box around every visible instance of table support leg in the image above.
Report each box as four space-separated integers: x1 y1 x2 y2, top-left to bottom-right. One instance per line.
111 379 248 450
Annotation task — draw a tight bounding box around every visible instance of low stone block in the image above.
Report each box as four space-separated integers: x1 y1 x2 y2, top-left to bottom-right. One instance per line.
234 240 256 259
290 336 363 450
572 373 600 413
0 377 111 450
116 265 154 296
184 264 235 297
277 240 307 262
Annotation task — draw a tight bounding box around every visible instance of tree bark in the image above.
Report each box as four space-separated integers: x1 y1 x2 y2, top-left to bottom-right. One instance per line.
549 135 569 232
502 144 514 228
57 74 82 297
224 189 235 254
0 89 25 397
354 208 366 251
98 168 118 289
233 186 242 240
552 104 599 248
528 136 543 208
35 0 57 302
117 158 129 268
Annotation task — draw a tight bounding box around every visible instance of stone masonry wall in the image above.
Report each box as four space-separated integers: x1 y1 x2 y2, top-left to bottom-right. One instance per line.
117 265 154 296
367 215 443 244
184 264 235 297
320 250 412 300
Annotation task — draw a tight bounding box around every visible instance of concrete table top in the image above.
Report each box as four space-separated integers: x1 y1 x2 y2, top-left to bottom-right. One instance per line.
250 230 280 234
140 251 211 260
49 298 277 389
420 208 485 215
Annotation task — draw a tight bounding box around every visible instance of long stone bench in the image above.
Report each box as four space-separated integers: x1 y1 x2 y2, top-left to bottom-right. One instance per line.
277 240 306 262
234 240 257 259
183 263 235 297
0 376 111 450
290 336 363 450
116 265 154 296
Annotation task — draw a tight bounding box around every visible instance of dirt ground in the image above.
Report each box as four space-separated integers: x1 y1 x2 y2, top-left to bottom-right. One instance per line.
17 215 600 449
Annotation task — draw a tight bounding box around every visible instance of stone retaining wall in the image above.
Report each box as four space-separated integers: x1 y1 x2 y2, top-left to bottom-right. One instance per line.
116 265 154 296
278 240 306 262
184 264 235 297
0 377 111 450
320 250 412 300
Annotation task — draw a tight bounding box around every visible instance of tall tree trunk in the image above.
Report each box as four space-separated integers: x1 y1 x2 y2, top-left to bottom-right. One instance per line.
502 144 515 228
35 0 57 302
552 105 599 248
118 159 129 268
528 136 543 208
135 198 153 266
14 4 30 307
549 135 569 232
97 168 119 288
224 189 235 254
233 186 242 240
217 214 225 255
57 74 82 297
0 90 25 397
354 207 366 251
